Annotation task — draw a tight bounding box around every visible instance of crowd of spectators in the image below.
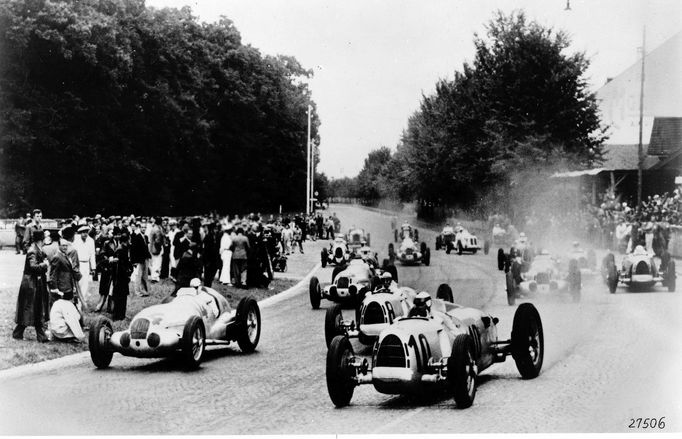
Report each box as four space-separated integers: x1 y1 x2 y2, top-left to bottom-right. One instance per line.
12 208 341 343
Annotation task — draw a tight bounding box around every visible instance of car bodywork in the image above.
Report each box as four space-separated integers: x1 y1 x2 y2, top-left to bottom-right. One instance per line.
326 294 544 409
321 234 352 268
346 228 370 252
88 283 261 369
393 237 430 266
606 246 676 293
394 223 419 243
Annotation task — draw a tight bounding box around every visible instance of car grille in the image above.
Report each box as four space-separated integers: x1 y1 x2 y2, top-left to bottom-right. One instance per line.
336 276 349 289
376 334 406 368
130 318 150 339
362 302 385 325
471 238 477 246
406 248 414 255
334 247 343 258
535 272 550 284
634 261 650 275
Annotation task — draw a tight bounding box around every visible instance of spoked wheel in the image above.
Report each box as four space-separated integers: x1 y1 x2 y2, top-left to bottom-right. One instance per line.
448 333 477 409
236 296 261 353
511 303 544 379
505 271 516 306
181 316 206 369
325 304 344 348
309 276 322 309
436 283 454 302
326 335 356 407
89 316 114 369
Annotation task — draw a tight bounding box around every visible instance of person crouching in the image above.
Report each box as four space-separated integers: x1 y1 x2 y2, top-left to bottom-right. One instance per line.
48 290 85 343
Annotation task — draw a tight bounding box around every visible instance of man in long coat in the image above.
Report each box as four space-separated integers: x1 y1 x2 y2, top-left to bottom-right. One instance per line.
13 230 50 342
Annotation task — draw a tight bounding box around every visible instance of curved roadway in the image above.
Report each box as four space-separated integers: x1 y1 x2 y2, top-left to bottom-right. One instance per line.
0 205 680 434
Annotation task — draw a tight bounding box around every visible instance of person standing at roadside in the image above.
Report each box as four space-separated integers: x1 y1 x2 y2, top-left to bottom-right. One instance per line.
73 225 96 301
23 209 43 251
130 222 151 297
201 222 220 288
13 230 50 342
148 217 164 283
14 216 27 254
219 225 233 285
230 228 249 288
111 233 133 321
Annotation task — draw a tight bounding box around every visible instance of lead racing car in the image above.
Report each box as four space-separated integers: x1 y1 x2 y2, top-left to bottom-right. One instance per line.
326 290 544 409
88 279 261 370
603 245 676 293
390 237 431 266
394 222 419 243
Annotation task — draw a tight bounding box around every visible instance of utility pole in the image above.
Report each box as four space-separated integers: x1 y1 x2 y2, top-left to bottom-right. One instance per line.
637 26 646 205
306 104 312 215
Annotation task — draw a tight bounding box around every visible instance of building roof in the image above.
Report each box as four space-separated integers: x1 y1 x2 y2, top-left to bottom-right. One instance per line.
600 144 660 171
648 117 682 156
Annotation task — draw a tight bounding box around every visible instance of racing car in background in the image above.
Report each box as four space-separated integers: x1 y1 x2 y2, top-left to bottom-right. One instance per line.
326 289 544 409
88 279 261 370
566 242 598 277
390 237 430 266
346 227 370 252
603 245 676 294
436 224 483 255
394 222 419 243
501 250 581 305
321 234 352 268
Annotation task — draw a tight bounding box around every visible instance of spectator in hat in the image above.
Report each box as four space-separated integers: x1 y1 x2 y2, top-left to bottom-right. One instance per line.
230 228 250 288
73 224 96 300
13 230 50 342
23 209 43 251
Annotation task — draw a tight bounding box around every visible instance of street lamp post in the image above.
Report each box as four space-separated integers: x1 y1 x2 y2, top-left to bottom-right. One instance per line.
637 27 646 206
306 104 312 215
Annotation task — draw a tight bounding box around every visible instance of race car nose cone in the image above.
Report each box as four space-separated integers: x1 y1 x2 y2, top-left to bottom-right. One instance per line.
528 281 537 292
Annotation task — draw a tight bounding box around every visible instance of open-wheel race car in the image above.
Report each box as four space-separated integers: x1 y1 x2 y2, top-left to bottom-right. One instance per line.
501 250 581 305
88 279 261 370
346 227 370 252
436 225 482 255
390 237 430 266
324 282 455 348
326 290 544 409
602 246 676 294
309 257 399 309
566 242 597 277
394 222 419 243
321 234 352 268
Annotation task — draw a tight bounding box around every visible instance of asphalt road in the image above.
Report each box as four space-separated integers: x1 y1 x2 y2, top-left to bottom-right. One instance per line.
0 204 680 434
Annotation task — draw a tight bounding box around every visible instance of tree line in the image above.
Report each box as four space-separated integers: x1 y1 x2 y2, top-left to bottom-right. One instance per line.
329 11 607 219
0 0 319 217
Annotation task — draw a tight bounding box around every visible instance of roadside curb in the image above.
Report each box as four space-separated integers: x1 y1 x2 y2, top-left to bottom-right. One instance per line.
0 261 322 380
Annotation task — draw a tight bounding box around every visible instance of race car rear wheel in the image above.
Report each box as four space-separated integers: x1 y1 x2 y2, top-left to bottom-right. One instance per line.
388 243 395 260
436 236 442 250
568 259 581 302
424 248 431 266
236 297 261 353
89 316 114 369
665 259 676 292
497 248 506 271
321 248 328 268
325 304 344 348
448 333 477 409
181 316 205 369
511 303 544 379
326 335 356 407
505 271 516 306
606 261 618 294
420 242 427 254
436 283 454 302
309 276 322 309
414 229 419 242
446 242 452 254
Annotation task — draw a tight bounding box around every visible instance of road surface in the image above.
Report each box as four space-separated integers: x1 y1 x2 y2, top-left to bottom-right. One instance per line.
0 204 680 434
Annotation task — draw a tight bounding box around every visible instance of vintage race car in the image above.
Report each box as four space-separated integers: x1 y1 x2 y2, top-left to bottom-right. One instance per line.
435 226 456 251
346 228 370 252
604 246 676 293
88 279 261 369
566 243 598 277
324 283 455 347
309 258 398 309
453 228 482 255
502 250 581 305
321 234 352 268
326 294 544 409
390 238 430 266
394 222 419 243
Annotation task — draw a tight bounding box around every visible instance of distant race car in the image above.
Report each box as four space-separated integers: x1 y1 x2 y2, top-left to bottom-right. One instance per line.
453 228 482 255
309 257 398 309
346 228 370 252
326 290 544 409
324 282 454 347
501 250 581 305
603 246 676 294
394 222 419 243
88 279 261 369
321 234 352 268
435 226 456 252
390 237 430 266
566 243 598 277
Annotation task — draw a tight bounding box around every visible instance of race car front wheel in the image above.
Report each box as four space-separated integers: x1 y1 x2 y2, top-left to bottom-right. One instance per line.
325 304 344 348
181 316 205 370
309 276 322 309
236 296 261 353
89 316 114 369
505 271 516 306
448 333 477 409
424 248 431 266
326 335 356 407
511 303 544 379
320 248 328 268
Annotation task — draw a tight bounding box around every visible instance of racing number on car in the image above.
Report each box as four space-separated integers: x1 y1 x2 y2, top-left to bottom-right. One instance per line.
408 334 431 373
385 302 395 324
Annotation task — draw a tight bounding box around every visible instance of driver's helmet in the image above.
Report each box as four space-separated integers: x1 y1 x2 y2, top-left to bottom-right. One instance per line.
412 291 432 317
380 271 392 288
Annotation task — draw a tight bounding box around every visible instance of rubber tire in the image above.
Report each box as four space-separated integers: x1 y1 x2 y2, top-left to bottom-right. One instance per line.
236 296 261 353
568 259 581 302
446 243 452 254
424 248 431 266
511 303 544 379
388 243 395 260
483 240 490 255
607 263 618 294
386 264 398 283
666 259 676 292
366 233 371 247
436 236 442 251
309 276 322 309
505 271 516 306
414 229 419 242
332 265 345 283
326 335 356 407
448 333 477 409
325 304 344 348
180 316 206 370
436 283 454 302
497 248 506 271
89 316 114 369
394 229 398 243
458 242 464 256
321 248 328 268
420 242 427 254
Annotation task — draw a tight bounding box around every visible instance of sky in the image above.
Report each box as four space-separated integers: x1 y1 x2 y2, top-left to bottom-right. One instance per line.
146 0 682 178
